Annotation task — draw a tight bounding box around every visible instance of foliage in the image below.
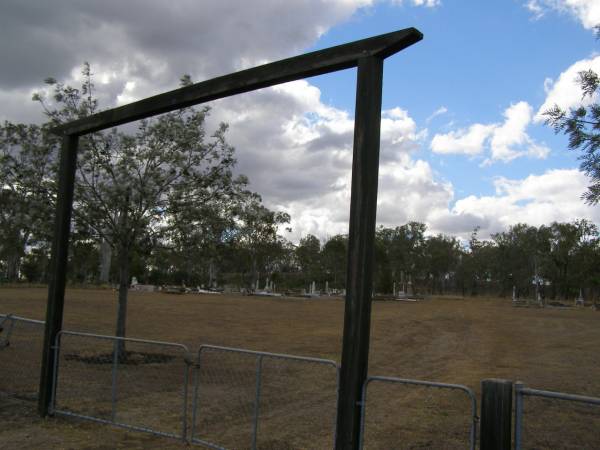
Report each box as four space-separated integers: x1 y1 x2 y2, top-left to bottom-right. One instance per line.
0 122 57 280
543 33 600 204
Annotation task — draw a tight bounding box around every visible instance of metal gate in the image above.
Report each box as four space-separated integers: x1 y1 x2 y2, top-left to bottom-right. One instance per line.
190 344 340 449
0 314 45 401
359 376 478 450
51 330 191 441
514 381 600 449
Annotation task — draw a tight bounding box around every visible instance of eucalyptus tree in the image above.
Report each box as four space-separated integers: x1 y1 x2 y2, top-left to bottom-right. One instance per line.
0 122 57 281
296 234 322 285
423 234 461 294
387 221 427 290
230 193 290 288
546 220 598 299
455 227 498 296
322 234 347 290
164 173 250 287
35 65 244 343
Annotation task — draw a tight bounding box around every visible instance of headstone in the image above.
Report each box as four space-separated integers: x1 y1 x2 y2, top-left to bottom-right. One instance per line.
512 285 517 302
325 281 329 295
255 279 259 291
576 288 584 306
311 281 316 294
131 277 138 286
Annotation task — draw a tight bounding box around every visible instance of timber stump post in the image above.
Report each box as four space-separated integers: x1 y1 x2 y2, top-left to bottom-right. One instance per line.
480 378 513 450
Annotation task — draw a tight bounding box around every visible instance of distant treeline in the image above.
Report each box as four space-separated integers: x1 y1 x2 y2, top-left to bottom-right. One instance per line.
3 218 599 302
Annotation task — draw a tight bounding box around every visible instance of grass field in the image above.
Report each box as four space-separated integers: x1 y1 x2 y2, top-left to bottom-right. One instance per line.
1 288 600 449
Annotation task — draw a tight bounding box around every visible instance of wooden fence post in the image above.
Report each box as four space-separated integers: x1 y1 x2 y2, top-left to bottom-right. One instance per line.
480 379 513 450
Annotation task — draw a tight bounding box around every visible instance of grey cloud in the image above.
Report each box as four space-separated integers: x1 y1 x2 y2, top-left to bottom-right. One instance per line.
2 0 482 242
203 85 355 204
429 213 490 236
306 130 353 153
0 0 359 92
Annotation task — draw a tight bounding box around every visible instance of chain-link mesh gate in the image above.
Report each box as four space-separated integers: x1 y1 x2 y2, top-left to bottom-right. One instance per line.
51 331 191 441
190 344 339 450
359 376 478 450
0 314 45 401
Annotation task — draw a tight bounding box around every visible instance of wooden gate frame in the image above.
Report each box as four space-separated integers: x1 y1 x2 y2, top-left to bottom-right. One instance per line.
38 28 422 450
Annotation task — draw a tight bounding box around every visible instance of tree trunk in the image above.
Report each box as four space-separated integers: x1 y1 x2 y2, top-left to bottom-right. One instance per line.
99 238 112 284
208 258 216 288
115 243 130 356
6 253 20 282
251 254 258 290
115 197 130 357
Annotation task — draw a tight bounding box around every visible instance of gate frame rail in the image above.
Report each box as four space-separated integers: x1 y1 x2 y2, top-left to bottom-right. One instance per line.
514 381 600 450
190 344 340 450
0 313 46 401
0 313 45 348
359 375 478 450
50 330 192 442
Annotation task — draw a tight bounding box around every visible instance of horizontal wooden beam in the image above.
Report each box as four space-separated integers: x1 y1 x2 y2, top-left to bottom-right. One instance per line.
51 27 422 136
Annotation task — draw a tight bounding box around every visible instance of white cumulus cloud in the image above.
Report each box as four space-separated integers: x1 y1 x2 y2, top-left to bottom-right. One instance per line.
489 101 550 162
536 55 600 122
389 0 441 7
525 0 600 30
431 123 495 156
431 102 549 163
449 169 600 237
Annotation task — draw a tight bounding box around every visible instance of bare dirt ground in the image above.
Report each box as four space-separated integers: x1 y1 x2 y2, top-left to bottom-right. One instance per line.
1 288 600 449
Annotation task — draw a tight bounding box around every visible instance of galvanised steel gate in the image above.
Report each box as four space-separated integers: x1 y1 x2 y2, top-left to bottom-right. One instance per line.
51 330 191 441
190 344 340 450
359 376 478 450
0 313 46 401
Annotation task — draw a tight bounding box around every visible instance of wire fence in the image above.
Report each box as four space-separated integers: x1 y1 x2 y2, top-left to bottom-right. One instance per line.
51 330 191 441
190 344 339 450
514 382 600 450
359 376 478 450
1 313 494 448
0 313 45 402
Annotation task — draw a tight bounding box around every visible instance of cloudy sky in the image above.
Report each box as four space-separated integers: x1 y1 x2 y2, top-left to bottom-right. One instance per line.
1 0 599 242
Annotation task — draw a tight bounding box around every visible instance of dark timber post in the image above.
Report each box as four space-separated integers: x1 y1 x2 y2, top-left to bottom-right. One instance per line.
38 134 79 416
335 55 384 450
480 379 513 450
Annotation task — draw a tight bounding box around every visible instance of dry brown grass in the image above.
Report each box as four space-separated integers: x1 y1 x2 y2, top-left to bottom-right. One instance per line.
1 288 600 449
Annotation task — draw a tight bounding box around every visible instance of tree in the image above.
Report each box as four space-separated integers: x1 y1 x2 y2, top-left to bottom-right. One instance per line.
544 27 600 204
322 234 347 290
164 173 250 287
492 224 547 298
35 65 244 346
546 220 597 300
456 227 498 296
230 193 290 289
0 123 57 281
423 234 460 295
296 234 322 285
373 227 394 293
387 222 426 291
